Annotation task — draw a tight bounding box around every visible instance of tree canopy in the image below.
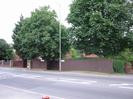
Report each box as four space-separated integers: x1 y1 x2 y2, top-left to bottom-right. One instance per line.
67 0 133 56
0 39 14 60
12 6 70 61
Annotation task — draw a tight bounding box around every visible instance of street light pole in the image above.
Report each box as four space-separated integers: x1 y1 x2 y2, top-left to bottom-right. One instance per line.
59 4 62 72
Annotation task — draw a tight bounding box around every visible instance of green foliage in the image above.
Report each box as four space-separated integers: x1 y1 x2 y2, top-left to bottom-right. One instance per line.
111 48 133 73
113 59 125 73
119 49 133 63
112 49 133 66
70 48 81 59
12 15 28 59
67 0 133 56
12 6 70 61
0 39 14 60
112 49 133 73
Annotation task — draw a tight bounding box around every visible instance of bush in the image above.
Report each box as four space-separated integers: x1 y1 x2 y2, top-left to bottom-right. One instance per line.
70 48 81 59
113 59 125 73
119 49 133 63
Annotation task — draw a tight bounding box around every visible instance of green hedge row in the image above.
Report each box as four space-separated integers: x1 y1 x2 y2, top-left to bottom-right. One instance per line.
113 59 125 73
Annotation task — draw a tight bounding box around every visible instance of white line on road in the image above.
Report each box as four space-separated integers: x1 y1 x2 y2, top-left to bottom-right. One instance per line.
16 74 41 78
109 83 133 86
43 77 97 85
109 83 133 90
56 79 97 85
120 86 133 90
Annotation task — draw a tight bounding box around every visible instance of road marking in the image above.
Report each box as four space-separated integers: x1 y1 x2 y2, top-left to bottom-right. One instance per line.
0 84 65 99
57 79 97 85
18 74 97 85
44 77 97 85
109 83 133 90
109 83 133 86
120 86 133 90
16 74 41 78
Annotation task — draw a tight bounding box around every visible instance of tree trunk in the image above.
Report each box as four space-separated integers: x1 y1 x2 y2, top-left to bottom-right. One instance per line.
22 59 27 68
1 60 4 66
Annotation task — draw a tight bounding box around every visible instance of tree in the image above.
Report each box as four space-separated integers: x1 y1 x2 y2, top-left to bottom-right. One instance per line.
0 39 14 60
12 15 29 67
67 0 133 56
12 6 70 67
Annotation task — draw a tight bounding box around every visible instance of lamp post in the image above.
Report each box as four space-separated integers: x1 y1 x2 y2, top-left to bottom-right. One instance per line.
59 4 62 72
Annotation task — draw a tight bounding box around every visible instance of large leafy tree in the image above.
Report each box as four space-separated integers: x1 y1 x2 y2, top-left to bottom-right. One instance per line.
67 0 133 56
13 16 39 60
12 7 70 66
0 39 14 60
12 15 30 67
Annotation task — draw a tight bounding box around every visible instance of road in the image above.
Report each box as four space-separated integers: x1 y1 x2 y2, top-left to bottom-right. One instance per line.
0 67 132 99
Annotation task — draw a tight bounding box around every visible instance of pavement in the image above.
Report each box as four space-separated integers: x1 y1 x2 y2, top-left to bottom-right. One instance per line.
0 67 133 99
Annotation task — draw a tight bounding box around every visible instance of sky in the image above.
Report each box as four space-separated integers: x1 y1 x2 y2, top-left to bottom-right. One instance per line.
0 0 72 43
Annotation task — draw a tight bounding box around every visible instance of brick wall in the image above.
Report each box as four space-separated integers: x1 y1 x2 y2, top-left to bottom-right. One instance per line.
11 58 113 73
31 59 47 69
12 60 23 67
0 60 11 67
124 64 133 74
61 59 113 73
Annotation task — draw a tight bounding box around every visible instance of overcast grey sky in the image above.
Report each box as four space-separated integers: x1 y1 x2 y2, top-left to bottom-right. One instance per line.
0 0 72 43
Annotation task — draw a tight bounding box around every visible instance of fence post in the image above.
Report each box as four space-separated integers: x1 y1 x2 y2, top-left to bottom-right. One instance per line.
9 60 13 67
2 60 4 66
27 60 32 69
